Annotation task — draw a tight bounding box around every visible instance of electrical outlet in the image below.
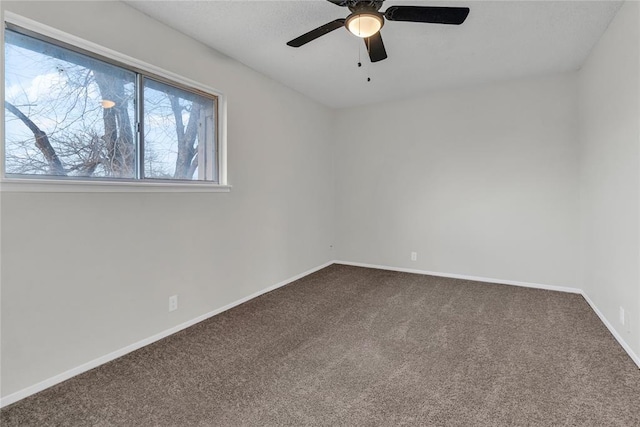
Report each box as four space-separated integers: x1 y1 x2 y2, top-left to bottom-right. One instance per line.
619 306 625 325
169 295 178 312
411 252 417 261
625 312 632 334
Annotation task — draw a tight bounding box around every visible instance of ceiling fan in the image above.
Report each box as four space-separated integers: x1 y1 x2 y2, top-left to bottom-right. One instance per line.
287 0 470 63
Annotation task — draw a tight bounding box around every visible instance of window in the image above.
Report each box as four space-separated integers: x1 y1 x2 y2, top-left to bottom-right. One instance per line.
3 23 221 186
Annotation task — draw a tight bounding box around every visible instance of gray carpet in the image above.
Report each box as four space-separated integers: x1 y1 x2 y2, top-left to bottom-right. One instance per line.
2 264 639 426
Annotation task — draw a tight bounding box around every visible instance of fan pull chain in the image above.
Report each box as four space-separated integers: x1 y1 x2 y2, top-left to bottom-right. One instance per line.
364 38 371 82
356 40 371 82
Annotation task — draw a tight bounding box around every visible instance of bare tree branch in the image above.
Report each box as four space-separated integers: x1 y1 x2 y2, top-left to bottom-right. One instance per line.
187 153 198 179
5 101 66 176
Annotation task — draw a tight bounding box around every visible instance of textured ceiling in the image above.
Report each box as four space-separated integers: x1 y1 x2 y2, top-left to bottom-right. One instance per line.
126 0 622 108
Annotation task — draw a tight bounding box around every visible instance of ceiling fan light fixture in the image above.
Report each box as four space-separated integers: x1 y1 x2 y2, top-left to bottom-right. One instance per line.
346 12 384 38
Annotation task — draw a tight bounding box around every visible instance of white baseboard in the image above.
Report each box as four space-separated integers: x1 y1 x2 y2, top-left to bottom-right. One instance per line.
581 292 640 369
334 260 583 294
0 260 335 409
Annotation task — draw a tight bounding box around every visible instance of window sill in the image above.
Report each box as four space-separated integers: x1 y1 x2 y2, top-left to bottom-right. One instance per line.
0 178 232 193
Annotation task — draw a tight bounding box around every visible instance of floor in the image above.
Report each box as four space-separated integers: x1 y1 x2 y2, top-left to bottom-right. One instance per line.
2 264 639 426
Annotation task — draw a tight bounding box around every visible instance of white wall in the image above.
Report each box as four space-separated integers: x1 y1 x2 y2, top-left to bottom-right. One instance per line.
334 74 580 288
0 1 335 398
578 0 640 357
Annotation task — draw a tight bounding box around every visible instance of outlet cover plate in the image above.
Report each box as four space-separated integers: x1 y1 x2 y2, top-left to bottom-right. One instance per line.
169 295 178 312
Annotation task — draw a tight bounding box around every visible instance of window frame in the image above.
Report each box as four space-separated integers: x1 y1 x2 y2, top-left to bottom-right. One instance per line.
1 12 229 193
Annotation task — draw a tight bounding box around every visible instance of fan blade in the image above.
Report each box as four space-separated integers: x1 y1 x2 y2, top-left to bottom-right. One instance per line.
287 19 346 47
384 6 470 25
326 0 349 6
364 32 387 62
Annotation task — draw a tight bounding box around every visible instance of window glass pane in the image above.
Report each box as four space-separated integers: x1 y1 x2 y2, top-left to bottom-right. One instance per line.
4 29 136 178
143 78 215 181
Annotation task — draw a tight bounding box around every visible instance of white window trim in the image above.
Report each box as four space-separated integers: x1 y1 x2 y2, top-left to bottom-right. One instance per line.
0 179 232 193
1 11 229 193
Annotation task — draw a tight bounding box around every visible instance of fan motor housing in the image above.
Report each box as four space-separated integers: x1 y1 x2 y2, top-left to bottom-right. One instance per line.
347 0 384 13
